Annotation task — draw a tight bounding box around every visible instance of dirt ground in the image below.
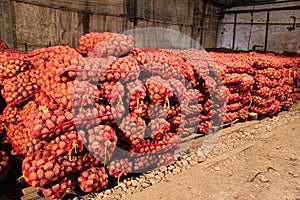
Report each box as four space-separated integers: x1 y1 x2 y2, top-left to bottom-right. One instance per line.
126 109 300 200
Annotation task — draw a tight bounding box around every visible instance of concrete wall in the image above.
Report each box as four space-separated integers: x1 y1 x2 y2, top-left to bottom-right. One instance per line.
126 0 195 49
0 0 16 48
0 0 124 50
0 0 221 51
201 4 221 48
217 2 300 53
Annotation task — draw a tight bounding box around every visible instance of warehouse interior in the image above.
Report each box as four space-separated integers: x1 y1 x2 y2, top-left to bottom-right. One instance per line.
0 0 299 53
0 1 300 200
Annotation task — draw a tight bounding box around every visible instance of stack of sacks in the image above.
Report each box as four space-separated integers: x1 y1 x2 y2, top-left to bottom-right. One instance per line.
251 53 294 115
0 32 218 199
209 52 254 123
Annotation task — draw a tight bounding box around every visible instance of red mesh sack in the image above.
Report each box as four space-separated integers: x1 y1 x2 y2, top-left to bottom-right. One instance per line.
76 56 116 82
107 158 132 178
166 48 209 82
226 102 243 112
40 176 76 200
145 118 170 140
255 74 277 89
0 53 34 84
156 152 175 168
252 95 276 108
6 123 46 156
27 46 79 69
224 111 239 123
42 130 84 161
78 166 108 193
45 49 84 82
22 150 100 187
126 79 147 113
23 104 75 140
85 125 117 164
94 102 125 125
98 54 140 82
146 76 173 104
134 49 194 84
41 78 100 110
1 105 21 124
89 33 135 57
1 68 40 104
118 113 146 146
198 120 212 134
78 32 116 55
98 81 124 105
257 68 283 79
130 132 180 154
131 153 158 172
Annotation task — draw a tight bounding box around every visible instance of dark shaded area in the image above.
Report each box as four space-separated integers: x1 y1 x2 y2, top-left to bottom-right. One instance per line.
0 156 25 200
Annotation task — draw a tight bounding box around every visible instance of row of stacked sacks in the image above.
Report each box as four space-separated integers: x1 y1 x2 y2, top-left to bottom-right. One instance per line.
209 52 258 123
251 52 300 114
0 32 224 199
0 32 299 199
209 51 300 121
148 48 225 134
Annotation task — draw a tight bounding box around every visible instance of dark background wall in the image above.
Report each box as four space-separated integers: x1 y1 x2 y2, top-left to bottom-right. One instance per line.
0 0 221 51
